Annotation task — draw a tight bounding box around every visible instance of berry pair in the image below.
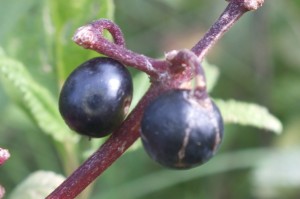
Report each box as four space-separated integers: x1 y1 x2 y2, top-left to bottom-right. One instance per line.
140 89 224 169
59 56 224 170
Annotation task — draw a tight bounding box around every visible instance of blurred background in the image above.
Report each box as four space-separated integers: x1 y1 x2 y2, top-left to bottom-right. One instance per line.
0 0 300 198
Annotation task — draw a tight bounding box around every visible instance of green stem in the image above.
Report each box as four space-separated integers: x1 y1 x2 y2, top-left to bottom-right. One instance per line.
54 141 79 176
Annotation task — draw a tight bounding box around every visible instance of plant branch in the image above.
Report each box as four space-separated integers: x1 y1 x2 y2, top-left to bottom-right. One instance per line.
47 0 265 198
192 0 264 61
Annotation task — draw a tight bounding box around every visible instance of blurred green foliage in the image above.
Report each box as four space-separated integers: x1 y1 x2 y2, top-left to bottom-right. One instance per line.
0 0 300 198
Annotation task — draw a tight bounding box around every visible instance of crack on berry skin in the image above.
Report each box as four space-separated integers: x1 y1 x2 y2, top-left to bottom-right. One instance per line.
213 129 222 152
122 96 133 116
177 126 191 162
210 103 224 153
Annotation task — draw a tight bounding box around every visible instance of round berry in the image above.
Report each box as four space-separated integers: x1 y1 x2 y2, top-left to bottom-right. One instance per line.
140 89 223 169
59 57 133 138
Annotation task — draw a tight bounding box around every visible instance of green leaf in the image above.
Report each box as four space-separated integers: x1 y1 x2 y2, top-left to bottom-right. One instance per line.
130 72 151 113
252 147 300 198
99 0 115 21
9 171 66 199
98 148 272 199
215 99 283 134
0 0 36 42
0 56 78 143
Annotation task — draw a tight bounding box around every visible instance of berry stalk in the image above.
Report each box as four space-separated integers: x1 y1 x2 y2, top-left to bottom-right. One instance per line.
72 19 169 79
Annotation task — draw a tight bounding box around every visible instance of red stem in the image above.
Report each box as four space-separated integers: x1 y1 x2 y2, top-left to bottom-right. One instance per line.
192 0 264 60
72 19 169 78
192 2 247 60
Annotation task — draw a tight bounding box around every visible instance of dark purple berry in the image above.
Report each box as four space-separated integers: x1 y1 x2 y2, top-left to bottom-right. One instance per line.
140 89 223 169
59 57 133 138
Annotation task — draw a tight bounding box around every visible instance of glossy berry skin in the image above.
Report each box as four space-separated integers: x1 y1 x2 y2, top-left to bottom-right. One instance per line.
59 57 133 138
141 89 223 169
